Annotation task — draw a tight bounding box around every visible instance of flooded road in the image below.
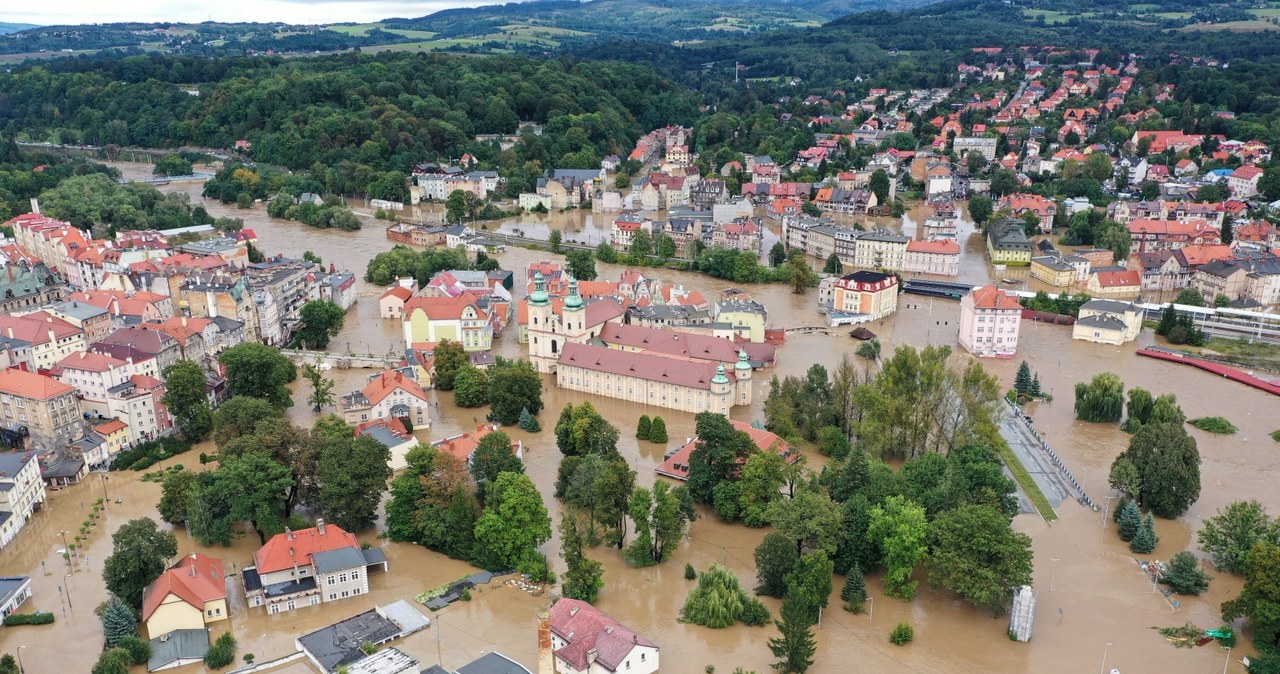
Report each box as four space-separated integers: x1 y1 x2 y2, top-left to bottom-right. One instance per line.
1 168 1272 673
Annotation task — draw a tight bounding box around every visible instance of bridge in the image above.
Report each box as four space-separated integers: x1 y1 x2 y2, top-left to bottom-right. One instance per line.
279 349 402 370
902 279 977 299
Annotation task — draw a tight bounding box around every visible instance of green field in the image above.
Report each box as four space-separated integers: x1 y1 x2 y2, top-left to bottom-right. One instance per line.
328 24 437 39
1182 19 1280 31
1250 7 1280 17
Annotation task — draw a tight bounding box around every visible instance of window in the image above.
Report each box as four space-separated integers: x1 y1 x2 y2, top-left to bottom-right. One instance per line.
351 570 359 579
327 576 335 586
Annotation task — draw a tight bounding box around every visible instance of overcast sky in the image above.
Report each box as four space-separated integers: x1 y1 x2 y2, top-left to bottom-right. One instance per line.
1 0 519 26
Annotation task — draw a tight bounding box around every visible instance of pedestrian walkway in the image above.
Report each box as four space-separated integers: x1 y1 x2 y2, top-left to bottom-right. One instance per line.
998 401 1094 510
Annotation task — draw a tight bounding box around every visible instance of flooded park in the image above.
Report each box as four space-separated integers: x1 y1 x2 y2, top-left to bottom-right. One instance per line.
0 164 1275 673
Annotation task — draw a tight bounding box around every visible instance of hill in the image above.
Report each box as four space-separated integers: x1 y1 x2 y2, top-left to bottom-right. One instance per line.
0 23 38 35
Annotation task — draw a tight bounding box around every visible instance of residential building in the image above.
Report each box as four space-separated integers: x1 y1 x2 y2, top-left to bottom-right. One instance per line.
903 239 960 277
0 261 65 314
0 451 45 549
0 368 82 449
1029 256 1075 288
141 553 229 639
1132 250 1186 291
853 231 909 271
925 163 953 197
556 343 750 415
178 273 259 342
953 136 998 160
548 598 659 674
93 419 129 463
0 576 32 618
379 285 413 320
986 218 1033 265
711 298 769 343
610 212 650 250
354 418 418 472
95 327 180 377
53 351 134 415
958 285 1022 356
243 520 388 613
1227 165 1263 198
1086 269 1142 298
1072 300 1142 345
822 271 899 320
431 423 523 467
656 418 796 481
340 370 431 429
1127 219 1221 253
42 300 111 343
105 374 173 444
0 312 85 371
1195 260 1250 302
402 293 493 352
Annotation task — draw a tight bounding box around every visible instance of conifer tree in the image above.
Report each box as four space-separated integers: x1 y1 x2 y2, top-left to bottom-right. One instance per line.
1015 361 1033 395
636 415 652 441
769 596 817 673
518 407 541 432
841 565 867 613
1129 514 1158 554
100 597 138 647
1117 500 1142 542
649 416 669 443
1030 374 1042 397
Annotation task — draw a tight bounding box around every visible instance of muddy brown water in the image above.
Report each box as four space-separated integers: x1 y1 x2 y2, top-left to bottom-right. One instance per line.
1 167 1271 672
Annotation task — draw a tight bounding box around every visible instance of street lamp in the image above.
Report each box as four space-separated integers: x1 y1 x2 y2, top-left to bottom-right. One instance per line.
1223 646 1232 674
99 474 110 503
1100 642 1113 674
63 573 73 609
867 595 874 622
16 645 24 674
1050 558 1061 592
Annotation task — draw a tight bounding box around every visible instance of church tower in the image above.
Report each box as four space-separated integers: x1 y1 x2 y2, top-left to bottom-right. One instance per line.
710 363 732 415
527 272 556 373
734 348 753 407
563 275 588 343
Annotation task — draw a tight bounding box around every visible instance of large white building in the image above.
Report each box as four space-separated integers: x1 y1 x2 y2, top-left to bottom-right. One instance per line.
958 285 1022 357
549 598 659 674
243 521 388 614
0 451 45 549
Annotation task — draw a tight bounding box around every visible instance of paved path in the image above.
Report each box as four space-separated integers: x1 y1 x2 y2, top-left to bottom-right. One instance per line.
998 403 1074 510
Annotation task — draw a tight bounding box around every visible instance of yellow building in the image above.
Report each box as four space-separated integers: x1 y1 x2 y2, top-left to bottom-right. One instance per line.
1072 299 1142 345
401 292 493 352
1029 256 1075 288
711 299 768 343
141 553 228 639
986 218 1033 265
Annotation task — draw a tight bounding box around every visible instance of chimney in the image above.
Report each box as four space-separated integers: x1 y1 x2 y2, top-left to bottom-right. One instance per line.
316 519 326 536
537 611 554 674
29 198 39 214
286 528 294 540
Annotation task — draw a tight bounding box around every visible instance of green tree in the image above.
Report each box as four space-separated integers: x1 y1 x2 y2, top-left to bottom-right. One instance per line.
1222 541 1280 652
925 504 1033 615
636 415 652 441
1130 514 1159 554
655 234 677 259
682 564 749 628
216 451 294 544
153 154 193 177
204 632 237 669
100 596 138 646
822 252 842 275
518 407 541 432
767 488 841 557
487 359 542 425
1198 501 1280 574
738 451 785 527
117 635 151 665
595 242 618 263
445 189 480 223
770 242 788 267
1112 421 1201 518
869 495 928 599
566 249 597 281
1162 551 1211 595
1175 287 1206 307
453 365 490 408
649 416 669 443
625 482 690 565
302 363 336 412
784 551 834 624
103 518 178 610
473 472 552 570
218 342 297 408
768 595 817 673
92 649 131 674
212 395 282 447
554 402 620 457
801 201 822 217
317 435 391 531
841 565 868 613
0 655 16 674
630 230 653 258
1074 372 1124 423
548 229 563 254
157 470 199 526
1117 499 1142 542
754 531 799 598
1014 361 1033 395
855 339 881 361
560 514 604 603
162 360 212 441
968 195 993 226
686 412 757 504
470 431 523 494
869 169 891 204
564 453 635 548
297 299 345 349
1123 387 1155 432
432 340 468 391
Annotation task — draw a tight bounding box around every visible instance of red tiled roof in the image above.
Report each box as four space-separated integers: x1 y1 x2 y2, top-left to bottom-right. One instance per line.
380 286 413 302
252 523 360 575
1092 270 1141 287
907 239 961 254
56 351 129 373
361 370 429 407
550 598 657 672
656 419 795 481
0 312 82 346
1231 165 1263 180
558 342 734 391
597 323 775 365
402 292 488 322
94 419 128 436
141 553 226 622
0 367 75 400
968 285 1021 311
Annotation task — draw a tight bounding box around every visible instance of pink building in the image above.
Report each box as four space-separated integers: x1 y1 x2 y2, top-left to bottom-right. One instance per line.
958 285 1022 357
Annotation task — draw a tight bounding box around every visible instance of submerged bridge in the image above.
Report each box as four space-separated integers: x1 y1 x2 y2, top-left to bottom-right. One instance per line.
278 349 402 370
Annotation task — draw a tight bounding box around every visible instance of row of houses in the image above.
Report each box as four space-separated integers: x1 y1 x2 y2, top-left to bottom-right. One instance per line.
784 215 962 277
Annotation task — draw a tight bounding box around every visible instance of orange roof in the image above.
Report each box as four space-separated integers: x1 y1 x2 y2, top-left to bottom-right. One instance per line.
657 419 796 480
94 419 128 435
0 367 75 400
402 292 488 322
380 286 413 302
253 523 360 575
432 423 520 464
141 553 226 622
907 239 961 254
968 285 1021 311
1093 270 1141 287
362 370 429 407
0 312 82 345
1175 245 1233 268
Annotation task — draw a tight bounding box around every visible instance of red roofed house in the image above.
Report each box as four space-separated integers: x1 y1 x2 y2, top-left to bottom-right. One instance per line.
402 292 494 351
549 598 659 674
340 369 430 429
0 367 83 449
904 238 961 276
1228 165 1264 198
1086 269 1142 298
379 284 414 320
1127 219 1221 253
431 423 523 466
243 520 387 614
657 418 796 482
958 285 1021 357
141 553 229 639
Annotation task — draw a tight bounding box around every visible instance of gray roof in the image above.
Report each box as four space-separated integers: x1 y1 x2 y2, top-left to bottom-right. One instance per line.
43 458 85 480
348 647 419 674
1199 260 1243 278
0 451 38 480
1031 256 1073 272
1081 299 1137 314
148 629 210 671
298 609 403 672
50 300 109 321
455 652 532 674
312 547 368 574
1076 314 1127 330
0 576 30 608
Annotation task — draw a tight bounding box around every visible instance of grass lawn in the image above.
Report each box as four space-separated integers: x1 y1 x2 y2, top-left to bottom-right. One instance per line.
1181 20 1279 31
994 441 1058 522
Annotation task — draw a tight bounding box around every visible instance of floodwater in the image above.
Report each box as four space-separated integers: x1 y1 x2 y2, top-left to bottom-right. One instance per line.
2 166 1274 673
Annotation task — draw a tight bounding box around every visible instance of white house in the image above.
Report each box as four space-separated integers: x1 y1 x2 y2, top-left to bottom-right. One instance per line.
1071 299 1142 345
0 451 46 549
958 285 1022 357
549 598 659 674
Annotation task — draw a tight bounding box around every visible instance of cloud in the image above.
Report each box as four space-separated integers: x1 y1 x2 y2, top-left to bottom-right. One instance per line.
0 0 513 25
